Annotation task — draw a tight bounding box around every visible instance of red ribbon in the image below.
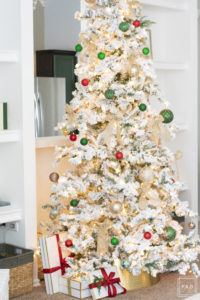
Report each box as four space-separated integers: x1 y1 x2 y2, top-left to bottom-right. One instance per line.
43 234 70 276
89 268 127 297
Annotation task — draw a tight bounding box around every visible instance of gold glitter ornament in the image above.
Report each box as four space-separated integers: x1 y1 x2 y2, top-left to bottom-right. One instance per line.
188 222 196 230
49 172 59 183
62 129 70 136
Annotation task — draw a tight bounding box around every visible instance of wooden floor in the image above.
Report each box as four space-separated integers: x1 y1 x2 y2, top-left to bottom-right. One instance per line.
13 271 200 300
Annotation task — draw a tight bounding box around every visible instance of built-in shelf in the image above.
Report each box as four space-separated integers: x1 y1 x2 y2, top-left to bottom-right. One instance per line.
0 207 22 224
154 61 188 71
0 130 20 143
0 51 18 63
141 0 187 11
36 136 66 149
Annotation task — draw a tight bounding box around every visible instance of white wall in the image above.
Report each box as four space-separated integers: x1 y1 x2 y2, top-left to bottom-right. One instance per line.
44 0 80 50
198 0 200 216
143 1 198 214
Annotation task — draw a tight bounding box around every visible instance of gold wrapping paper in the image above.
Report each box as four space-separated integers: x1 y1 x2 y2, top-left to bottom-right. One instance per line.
115 259 160 291
67 278 72 296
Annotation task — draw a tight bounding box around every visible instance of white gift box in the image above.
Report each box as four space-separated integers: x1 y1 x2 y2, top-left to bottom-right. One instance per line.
88 267 126 300
59 275 91 299
0 269 9 300
39 233 69 295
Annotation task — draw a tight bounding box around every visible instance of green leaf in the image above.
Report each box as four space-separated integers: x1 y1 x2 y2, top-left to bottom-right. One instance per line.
166 260 183 269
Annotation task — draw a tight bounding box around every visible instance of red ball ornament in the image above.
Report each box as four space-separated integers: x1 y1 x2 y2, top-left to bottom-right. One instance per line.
81 79 89 86
144 232 152 240
70 134 77 142
133 19 141 28
65 240 73 247
171 179 175 184
116 152 123 160
68 253 75 258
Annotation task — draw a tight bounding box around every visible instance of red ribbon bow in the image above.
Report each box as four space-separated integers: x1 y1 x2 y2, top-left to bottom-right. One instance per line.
43 234 70 276
89 268 126 297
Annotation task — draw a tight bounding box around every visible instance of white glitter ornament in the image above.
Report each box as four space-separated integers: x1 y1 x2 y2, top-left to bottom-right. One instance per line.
139 167 154 182
111 202 122 213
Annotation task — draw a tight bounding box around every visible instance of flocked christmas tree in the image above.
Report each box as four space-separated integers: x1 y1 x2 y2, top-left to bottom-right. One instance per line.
41 0 200 277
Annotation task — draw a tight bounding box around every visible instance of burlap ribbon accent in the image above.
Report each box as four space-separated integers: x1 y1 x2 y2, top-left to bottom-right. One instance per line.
148 115 171 145
97 219 113 256
139 183 161 210
65 104 76 126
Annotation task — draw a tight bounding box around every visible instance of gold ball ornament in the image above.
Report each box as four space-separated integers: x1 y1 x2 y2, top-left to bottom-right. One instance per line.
49 172 59 183
62 129 70 136
139 167 154 182
111 202 122 213
85 0 96 3
188 222 196 230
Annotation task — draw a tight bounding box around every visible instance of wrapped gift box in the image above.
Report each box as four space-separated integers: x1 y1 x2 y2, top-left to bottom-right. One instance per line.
0 269 9 300
88 267 126 300
39 233 70 295
59 275 91 299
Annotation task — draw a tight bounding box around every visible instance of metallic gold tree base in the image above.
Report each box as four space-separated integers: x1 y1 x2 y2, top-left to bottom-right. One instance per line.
115 259 160 291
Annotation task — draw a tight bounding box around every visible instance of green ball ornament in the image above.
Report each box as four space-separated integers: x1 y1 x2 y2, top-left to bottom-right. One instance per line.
105 89 115 99
160 109 174 124
75 44 83 52
70 199 79 207
111 237 119 246
121 259 130 269
139 103 147 111
142 47 150 55
98 52 105 60
80 138 88 146
119 22 130 32
164 227 176 242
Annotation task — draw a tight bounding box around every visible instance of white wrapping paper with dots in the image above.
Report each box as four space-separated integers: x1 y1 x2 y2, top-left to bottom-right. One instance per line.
0 269 9 300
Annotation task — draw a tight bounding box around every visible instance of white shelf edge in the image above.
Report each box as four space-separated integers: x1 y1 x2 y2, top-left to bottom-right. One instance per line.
154 61 188 71
140 0 187 11
0 207 22 224
0 51 19 63
0 130 20 143
36 136 66 149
